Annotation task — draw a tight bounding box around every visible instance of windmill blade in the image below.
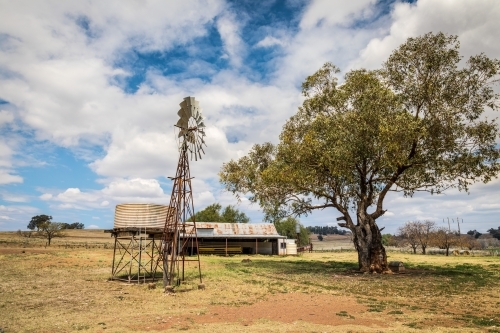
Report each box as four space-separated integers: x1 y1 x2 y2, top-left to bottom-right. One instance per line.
177 104 186 118
176 117 189 129
178 129 187 138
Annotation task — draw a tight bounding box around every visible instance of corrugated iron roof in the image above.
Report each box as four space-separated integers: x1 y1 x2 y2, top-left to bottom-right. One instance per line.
195 222 284 238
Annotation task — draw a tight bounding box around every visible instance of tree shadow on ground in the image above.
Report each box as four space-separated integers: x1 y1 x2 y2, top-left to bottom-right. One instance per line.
227 259 499 289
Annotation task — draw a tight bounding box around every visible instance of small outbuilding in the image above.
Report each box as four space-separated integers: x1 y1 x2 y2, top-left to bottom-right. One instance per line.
194 222 286 255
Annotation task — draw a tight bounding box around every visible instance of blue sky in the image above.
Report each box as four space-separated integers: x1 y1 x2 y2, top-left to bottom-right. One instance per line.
0 0 499 233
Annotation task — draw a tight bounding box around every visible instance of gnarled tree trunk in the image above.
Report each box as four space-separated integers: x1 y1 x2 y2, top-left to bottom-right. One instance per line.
350 216 389 273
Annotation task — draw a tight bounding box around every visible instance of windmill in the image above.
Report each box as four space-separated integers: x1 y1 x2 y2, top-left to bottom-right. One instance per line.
161 96 206 288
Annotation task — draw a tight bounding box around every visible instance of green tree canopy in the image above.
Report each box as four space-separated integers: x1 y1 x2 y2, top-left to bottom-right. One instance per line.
61 222 85 230
467 229 482 239
37 222 65 245
27 215 52 231
189 203 249 223
488 227 500 240
274 217 310 246
220 32 500 272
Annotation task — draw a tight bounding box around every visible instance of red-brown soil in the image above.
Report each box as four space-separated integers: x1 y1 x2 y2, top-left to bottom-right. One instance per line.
148 293 385 330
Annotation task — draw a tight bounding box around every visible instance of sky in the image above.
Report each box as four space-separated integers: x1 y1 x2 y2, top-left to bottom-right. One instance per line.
0 0 499 233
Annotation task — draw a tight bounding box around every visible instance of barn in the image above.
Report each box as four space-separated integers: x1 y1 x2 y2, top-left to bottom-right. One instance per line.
194 222 287 255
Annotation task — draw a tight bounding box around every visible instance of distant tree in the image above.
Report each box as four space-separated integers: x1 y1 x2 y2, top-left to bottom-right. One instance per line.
306 225 349 235
381 234 398 247
430 228 458 256
415 221 435 254
317 234 324 241
467 230 482 239
399 220 435 254
274 217 310 246
190 203 222 222
27 215 52 231
37 222 65 245
461 235 480 250
398 222 419 254
487 227 500 240
189 203 249 223
61 222 85 229
17 229 32 238
221 205 250 223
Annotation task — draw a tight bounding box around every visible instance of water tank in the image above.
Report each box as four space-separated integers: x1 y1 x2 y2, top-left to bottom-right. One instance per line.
113 203 173 229
286 242 297 255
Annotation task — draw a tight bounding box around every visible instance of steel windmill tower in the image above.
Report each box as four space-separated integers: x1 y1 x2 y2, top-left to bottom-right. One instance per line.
161 96 206 288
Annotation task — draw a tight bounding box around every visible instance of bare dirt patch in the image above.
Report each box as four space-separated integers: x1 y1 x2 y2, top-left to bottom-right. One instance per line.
153 293 383 329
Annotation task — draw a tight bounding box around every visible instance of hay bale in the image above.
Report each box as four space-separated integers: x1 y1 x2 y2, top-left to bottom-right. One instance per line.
452 250 460 256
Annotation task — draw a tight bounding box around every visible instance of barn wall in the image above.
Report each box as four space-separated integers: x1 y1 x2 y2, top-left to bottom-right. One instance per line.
197 240 275 254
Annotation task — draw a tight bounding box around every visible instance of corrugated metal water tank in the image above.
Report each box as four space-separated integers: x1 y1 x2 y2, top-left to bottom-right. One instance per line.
113 203 172 229
286 240 297 255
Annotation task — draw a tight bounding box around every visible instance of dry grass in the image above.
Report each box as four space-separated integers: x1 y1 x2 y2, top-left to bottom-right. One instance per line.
1 231 500 332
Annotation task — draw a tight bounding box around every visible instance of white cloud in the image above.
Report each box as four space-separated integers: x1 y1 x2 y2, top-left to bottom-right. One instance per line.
300 0 376 29
0 0 499 232
0 170 23 185
216 12 244 67
39 177 169 212
256 36 285 48
0 138 22 184
0 110 14 125
40 193 53 200
351 0 500 71
87 224 100 229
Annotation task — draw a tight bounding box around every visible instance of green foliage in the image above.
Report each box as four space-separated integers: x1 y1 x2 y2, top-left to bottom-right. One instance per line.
273 217 310 246
488 227 500 240
190 203 221 222
189 203 249 223
36 222 66 245
381 234 394 246
467 229 482 239
220 205 250 223
219 32 500 270
27 215 52 231
306 225 347 235
60 222 85 229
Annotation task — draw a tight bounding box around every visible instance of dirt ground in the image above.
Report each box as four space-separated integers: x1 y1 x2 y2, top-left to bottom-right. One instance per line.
147 293 383 330
1 231 500 332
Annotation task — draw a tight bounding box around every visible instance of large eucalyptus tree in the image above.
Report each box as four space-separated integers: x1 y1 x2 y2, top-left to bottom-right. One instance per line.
219 33 500 272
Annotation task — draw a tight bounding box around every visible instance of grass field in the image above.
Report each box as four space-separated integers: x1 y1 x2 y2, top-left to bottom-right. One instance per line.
1 230 500 332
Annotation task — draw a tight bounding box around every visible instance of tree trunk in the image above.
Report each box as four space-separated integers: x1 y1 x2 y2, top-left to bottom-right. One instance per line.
412 246 417 254
422 245 426 255
351 216 389 273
